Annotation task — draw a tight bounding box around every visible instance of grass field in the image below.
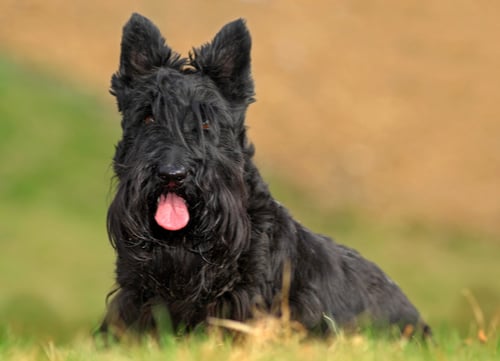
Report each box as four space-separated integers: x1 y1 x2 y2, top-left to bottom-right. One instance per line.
0 57 498 359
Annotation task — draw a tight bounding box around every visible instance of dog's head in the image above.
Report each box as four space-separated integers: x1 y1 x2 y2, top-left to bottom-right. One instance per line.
108 14 255 252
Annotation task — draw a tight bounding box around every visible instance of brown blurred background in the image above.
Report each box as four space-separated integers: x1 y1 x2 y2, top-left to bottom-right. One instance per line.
1 0 499 234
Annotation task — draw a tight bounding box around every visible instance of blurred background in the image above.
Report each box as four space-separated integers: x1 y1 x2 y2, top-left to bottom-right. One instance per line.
0 0 499 342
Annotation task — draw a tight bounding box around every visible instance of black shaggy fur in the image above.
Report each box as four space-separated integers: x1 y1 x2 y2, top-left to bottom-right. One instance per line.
99 13 430 337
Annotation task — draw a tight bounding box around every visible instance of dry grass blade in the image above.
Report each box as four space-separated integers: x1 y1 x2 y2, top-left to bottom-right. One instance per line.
208 260 307 345
462 288 488 343
208 318 256 335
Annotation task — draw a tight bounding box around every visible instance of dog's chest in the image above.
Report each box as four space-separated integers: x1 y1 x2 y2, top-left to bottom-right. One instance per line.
145 246 202 288
138 241 233 301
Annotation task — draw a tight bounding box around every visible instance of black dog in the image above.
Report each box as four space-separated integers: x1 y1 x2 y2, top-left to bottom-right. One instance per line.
100 13 430 337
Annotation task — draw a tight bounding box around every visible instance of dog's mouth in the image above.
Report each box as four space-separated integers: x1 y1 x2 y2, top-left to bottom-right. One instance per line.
154 192 190 231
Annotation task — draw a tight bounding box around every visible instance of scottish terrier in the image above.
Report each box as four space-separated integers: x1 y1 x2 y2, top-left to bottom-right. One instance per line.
99 13 430 337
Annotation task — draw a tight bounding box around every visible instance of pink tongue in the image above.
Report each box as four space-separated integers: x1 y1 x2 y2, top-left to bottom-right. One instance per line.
155 193 190 231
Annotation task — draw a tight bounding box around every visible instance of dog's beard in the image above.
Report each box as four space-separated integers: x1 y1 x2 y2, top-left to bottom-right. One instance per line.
107 161 251 263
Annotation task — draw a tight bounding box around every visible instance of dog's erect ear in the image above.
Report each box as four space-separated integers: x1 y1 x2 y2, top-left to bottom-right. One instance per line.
117 13 179 82
191 19 255 103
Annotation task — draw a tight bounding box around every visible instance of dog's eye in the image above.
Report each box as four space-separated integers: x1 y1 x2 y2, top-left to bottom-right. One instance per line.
202 119 210 130
144 115 155 125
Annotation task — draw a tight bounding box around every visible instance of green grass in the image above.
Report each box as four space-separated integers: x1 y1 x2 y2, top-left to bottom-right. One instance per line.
0 56 498 359
0 325 498 361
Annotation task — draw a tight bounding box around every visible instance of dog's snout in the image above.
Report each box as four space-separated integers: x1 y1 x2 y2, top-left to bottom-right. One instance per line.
158 164 187 186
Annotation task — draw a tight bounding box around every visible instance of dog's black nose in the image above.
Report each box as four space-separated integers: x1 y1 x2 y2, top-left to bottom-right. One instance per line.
158 164 187 186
